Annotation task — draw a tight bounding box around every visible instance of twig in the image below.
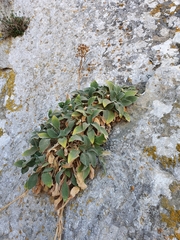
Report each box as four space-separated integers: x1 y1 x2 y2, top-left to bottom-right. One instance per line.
0 190 28 212
54 208 65 240
78 57 83 90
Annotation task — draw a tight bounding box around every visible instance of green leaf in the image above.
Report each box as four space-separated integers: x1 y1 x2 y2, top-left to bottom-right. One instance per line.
59 120 75 137
51 115 60 130
72 122 89 135
120 99 132 107
91 123 108 139
38 132 50 138
26 158 36 167
71 174 77 186
106 81 114 93
114 103 124 117
87 128 95 144
47 128 59 138
103 110 115 124
103 99 112 108
41 162 50 168
123 112 131 122
71 111 81 118
43 167 53 173
58 137 67 148
35 155 46 164
55 169 65 184
124 90 138 97
76 108 87 116
126 96 138 103
39 139 50 152
61 179 69 202
91 109 102 119
90 80 99 88
65 169 71 178
68 149 80 163
14 160 26 167
25 173 38 189
21 166 29 174
117 91 125 101
82 166 90 180
80 152 89 166
69 135 82 142
56 149 65 158
95 134 106 145
80 151 97 168
88 96 96 106
89 146 103 156
22 146 38 157
82 135 91 148
41 172 53 188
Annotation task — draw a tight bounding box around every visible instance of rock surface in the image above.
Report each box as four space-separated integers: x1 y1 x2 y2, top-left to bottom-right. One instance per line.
0 0 180 240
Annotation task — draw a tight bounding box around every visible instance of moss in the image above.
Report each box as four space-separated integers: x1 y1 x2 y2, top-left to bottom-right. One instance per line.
173 103 180 109
169 181 180 193
150 3 180 17
143 146 157 160
150 4 163 16
0 128 4 137
160 196 180 237
0 69 22 112
144 144 180 168
159 155 176 168
86 197 94 205
176 144 180 152
79 209 83 216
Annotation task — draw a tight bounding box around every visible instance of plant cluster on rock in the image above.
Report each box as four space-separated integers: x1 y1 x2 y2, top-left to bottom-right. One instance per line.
0 11 30 38
15 80 138 239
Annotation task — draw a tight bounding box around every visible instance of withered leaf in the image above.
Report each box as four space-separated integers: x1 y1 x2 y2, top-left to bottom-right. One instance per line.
52 183 61 197
48 152 55 164
70 186 80 198
89 166 95 180
76 172 87 190
54 196 63 209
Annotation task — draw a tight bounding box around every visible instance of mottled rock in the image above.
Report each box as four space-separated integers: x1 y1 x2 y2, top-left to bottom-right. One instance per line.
0 0 180 240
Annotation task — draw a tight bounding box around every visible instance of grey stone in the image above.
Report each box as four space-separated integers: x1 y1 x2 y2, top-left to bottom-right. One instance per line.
0 0 180 240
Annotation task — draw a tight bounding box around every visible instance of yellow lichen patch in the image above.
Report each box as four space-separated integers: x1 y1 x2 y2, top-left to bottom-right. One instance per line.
86 197 94 205
160 197 180 236
150 4 163 16
144 145 180 168
143 146 157 160
0 128 4 137
159 155 176 168
176 28 180 32
0 69 22 112
169 181 180 194
176 144 180 152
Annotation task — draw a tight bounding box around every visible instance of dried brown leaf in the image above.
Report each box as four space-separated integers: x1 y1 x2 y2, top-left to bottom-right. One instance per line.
89 166 95 180
93 117 101 125
48 152 55 164
81 116 86 122
52 183 61 197
70 186 80 198
76 172 87 190
64 148 68 156
54 196 63 210
32 184 42 195
62 163 73 169
53 157 59 172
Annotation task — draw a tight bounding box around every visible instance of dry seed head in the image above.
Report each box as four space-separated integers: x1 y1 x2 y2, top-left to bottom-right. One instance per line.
76 44 90 58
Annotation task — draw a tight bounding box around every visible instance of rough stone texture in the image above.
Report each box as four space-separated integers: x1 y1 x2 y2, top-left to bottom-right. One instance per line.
0 0 180 240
